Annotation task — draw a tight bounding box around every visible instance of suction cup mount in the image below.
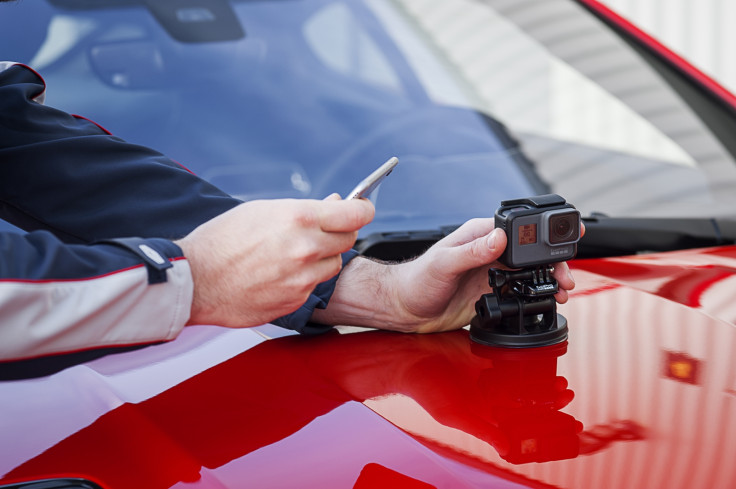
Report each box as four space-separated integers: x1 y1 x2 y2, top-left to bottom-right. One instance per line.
470 266 568 348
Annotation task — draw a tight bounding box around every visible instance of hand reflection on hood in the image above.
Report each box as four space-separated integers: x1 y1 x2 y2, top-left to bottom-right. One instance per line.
6 329 581 486
305 329 581 465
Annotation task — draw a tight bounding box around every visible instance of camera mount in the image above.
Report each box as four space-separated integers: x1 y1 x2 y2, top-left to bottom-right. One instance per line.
470 265 568 348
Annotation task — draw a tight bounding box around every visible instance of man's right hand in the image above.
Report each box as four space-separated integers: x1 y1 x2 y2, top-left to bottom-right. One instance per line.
176 196 374 328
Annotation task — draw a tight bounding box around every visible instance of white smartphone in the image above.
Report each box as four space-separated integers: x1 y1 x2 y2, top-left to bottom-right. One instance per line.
346 156 399 200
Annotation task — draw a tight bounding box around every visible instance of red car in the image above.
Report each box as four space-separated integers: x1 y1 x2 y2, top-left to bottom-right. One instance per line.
3 0 736 488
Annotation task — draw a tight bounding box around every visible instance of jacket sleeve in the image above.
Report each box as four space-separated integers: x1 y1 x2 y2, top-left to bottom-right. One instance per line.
0 63 353 359
0 63 240 242
0 231 193 361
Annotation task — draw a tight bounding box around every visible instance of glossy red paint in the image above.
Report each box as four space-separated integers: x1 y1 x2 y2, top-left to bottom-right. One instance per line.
3 247 736 488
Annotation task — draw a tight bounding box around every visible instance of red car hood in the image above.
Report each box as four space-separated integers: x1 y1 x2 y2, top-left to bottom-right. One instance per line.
3 245 736 489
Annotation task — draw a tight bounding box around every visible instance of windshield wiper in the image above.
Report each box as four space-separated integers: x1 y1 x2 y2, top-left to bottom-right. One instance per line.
578 216 736 258
356 227 458 261
356 216 736 262
356 217 736 262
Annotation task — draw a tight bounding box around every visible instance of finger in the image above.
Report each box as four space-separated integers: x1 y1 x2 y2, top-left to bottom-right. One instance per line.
438 218 495 248
290 228 359 264
314 230 360 256
438 227 507 275
293 253 344 292
317 253 346 282
554 288 569 304
317 198 375 233
552 261 575 291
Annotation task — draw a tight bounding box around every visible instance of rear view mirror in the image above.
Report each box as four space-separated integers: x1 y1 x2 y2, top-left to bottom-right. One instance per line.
89 41 166 89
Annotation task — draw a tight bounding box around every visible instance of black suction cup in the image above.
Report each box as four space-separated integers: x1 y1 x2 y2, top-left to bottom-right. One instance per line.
469 267 568 349
470 312 568 348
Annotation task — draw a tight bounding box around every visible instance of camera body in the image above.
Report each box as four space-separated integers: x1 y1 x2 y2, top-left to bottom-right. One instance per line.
496 194 581 269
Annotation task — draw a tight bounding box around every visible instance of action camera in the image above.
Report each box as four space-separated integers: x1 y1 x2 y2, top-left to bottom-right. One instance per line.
470 194 580 348
495 194 581 269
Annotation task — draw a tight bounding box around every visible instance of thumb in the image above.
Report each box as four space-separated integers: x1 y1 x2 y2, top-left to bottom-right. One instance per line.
323 193 343 201
486 227 506 256
455 228 507 272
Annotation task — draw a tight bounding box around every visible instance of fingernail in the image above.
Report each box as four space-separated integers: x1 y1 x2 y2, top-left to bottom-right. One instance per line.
487 229 500 250
567 269 575 287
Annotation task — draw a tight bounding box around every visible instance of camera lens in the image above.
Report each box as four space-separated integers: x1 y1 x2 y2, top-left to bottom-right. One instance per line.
548 212 578 244
554 218 572 237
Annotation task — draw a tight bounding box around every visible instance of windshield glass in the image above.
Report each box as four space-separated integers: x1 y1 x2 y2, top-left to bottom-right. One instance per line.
387 0 736 220
2 0 736 237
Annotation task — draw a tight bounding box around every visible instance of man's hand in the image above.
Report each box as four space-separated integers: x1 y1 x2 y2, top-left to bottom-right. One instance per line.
177 197 374 328
392 218 576 332
312 218 576 333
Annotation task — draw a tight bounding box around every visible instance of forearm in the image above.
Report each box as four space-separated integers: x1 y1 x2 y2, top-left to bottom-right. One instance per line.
310 256 417 333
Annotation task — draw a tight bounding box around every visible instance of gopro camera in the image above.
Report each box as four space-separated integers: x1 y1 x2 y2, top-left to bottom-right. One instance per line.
496 194 581 269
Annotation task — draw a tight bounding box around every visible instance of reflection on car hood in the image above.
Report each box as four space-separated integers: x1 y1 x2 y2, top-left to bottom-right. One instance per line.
3 246 736 488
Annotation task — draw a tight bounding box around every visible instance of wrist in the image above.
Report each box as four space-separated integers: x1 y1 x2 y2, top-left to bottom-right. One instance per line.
312 256 418 332
174 236 213 326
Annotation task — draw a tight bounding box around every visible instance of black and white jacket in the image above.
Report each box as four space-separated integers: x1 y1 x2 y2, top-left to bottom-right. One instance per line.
0 62 347 361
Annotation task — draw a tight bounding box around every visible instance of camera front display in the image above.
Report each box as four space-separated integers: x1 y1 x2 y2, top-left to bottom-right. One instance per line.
518 224 537 245
496 194 581 269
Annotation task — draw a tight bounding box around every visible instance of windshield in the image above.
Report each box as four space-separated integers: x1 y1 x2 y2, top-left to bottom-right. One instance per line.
2 0 736 237
388 0 736 219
